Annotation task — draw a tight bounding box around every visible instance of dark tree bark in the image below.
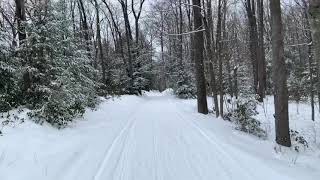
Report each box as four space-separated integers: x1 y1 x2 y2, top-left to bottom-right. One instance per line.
78 0 92 58
204 0 219 117
15 0 31 93
15 0 26 45
245 0 260 98
93 0 106 84
216 0 224 117
257 0 266 100
119 0 134 93
301 0 315 121
270 0 291 147
192 0 208 114
0 7 17 47
179 0 184 67
71 0 76 35
309 0 320 113
221 0 233 99
132 0 146 44
102 0 126 65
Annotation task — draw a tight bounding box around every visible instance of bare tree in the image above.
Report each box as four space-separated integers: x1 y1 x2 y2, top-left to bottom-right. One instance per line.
257 0 266 100
192 0 208 114
270 0 291 147
216 0 224 117
204 0 219 117
93 0 106 84
0 5 17 47
119 0 134 92
309 0 320 113
78 0 92 59
132 0 146 44
102 0 126 63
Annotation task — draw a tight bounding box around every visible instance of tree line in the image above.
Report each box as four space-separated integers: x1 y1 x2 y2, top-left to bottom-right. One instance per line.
0 0 319 147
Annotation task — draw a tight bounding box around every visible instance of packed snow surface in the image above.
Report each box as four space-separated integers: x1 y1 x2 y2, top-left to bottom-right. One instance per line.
0 91 319 180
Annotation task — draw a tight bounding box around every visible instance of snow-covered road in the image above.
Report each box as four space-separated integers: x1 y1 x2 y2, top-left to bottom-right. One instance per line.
0 92 319 180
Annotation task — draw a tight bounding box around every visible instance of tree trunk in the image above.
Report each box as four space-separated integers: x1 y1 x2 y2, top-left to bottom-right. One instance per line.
309 0 320 113
216 0 224 117
179 0 184 67
93 0 106 84
78 0 91 58
15 0 30 93
204 0 219 117
131 0 145 45
192 0 208 114
257 0 266 100
301 0 315 121
119 0 134 93
222 0 233 98
245 0 260 98
102 0 126 65
15 0 26 45
270 0 291 147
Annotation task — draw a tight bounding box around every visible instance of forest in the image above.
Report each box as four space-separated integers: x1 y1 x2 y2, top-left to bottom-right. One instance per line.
0 0 320 179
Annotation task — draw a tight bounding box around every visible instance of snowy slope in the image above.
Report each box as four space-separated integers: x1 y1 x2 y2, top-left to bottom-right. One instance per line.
0 92 319 180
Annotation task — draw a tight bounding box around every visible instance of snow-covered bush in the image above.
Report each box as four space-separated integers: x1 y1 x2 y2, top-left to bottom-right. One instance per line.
173 68 196 99
230 98 267 138
0 31 20 112
0 109 25 135
121 39 154 95
290 129 309 152
15 1 99 128
174 84 196 99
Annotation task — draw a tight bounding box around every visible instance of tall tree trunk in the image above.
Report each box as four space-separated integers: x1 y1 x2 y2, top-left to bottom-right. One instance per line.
119 0 134 93
216 0 224 117
93 0 106 84
15 0 30 94
309 0 320 113
204 0 219 117
102 0 126 65
257 0 266 100
71 0 76 35
308 43 315 121
245 0 259 98
192 0 208 114
15 0 26 45
179 0 184 67
302 0 315 120
270 0 291 147
78 0 91 58
222 0 233 98
160 10 167 90
132 0 145 45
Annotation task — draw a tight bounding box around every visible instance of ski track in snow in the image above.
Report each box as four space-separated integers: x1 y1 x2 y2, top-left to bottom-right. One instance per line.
0 92 319 180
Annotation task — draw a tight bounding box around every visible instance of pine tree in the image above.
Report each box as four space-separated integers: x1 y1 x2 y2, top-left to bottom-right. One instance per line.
0 30 19 112
16 1 98 127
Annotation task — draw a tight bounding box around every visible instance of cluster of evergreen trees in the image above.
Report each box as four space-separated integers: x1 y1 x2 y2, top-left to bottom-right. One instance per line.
1 0 320 147
0 0 155 128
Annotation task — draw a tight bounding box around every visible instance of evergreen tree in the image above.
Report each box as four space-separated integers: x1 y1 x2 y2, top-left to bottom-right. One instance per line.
0 30 19 112
15 1 98 127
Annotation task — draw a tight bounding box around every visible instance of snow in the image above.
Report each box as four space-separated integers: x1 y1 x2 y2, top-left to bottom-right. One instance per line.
0 92 319 180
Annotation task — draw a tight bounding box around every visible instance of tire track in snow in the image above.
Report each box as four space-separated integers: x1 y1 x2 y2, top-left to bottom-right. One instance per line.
116 114 139 180
171 100 293 180
169 100 255 179
93 103 145 180
152 110 159 180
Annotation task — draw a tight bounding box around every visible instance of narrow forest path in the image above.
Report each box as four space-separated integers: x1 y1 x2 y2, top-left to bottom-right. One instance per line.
0 92 319 180
91 93 291 180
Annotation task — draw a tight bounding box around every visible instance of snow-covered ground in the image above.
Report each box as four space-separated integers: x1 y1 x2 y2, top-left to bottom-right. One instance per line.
0 91 319 180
